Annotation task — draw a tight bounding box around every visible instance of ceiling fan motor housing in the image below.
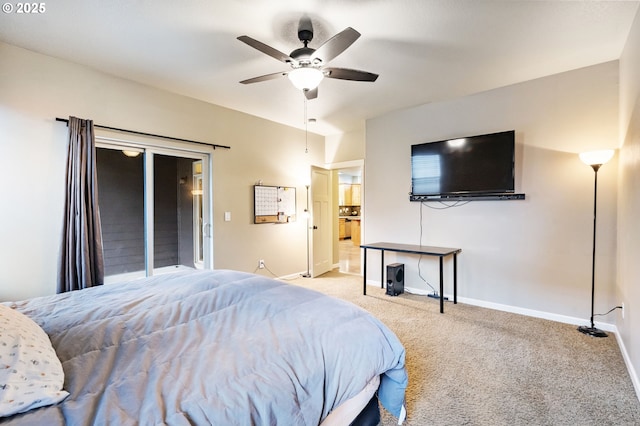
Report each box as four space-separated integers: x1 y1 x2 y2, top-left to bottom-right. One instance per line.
290 47 317 66
298 28 313 45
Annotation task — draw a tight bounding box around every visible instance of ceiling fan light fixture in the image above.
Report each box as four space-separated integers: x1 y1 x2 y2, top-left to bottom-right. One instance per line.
288 67 324 91
238 26 376 98
122 150 141 158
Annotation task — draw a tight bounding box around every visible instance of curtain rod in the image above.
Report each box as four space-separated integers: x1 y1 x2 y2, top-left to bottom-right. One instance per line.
55 117 230 150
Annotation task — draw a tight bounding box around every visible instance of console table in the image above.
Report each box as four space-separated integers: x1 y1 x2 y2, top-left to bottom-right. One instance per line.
360 242 461 313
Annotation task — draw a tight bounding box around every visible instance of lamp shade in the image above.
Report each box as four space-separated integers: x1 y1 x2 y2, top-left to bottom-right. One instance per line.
288 67 324 91
579 150 614 166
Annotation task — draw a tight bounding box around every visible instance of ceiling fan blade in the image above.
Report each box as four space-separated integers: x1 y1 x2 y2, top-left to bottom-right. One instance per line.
310 27 360 64
239 71 288 84
324 67 379 82
237 35 294 64
304 88 318 100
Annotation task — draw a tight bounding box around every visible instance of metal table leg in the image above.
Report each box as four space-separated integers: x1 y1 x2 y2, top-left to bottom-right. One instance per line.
380 250 385 289
363 248 367 295
439 256 444 313
453 253 458 305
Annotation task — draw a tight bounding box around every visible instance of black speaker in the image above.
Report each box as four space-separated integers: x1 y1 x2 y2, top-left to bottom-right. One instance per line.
386 263 404 296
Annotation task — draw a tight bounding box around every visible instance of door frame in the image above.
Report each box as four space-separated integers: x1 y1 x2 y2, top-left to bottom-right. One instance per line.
96 135 214 280
325 159 364 273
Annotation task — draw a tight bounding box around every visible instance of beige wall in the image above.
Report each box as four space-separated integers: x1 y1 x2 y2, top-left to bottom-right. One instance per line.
365 61 619 323
617 7 640 398
325 125 365 164
0 42 323 301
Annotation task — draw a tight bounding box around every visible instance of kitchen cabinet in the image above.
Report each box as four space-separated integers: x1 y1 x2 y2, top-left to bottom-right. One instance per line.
351 219 361 246
339 218 356 240
339 184 352 206
339 184 361 206
351 184 361 205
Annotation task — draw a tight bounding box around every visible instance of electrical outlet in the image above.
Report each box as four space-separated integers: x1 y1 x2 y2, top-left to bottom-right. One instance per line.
259 259 265 269
622 303 625 319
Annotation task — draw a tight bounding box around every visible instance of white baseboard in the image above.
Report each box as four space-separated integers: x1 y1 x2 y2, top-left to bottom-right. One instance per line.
458 295 617 332
279 271 309 280
399 284 615 330
368 281 640 402
614 329 640 402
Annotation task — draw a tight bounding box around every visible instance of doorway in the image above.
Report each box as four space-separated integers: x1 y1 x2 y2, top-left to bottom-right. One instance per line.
337 165 362 274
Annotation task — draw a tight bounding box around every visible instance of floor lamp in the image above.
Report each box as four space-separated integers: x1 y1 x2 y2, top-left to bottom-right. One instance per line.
577 149 614 338
302 184 311 278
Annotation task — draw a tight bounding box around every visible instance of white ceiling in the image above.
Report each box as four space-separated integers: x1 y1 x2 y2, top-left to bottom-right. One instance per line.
1 0 638 136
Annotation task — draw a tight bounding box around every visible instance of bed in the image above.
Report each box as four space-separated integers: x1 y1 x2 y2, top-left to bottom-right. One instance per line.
1 269 407 425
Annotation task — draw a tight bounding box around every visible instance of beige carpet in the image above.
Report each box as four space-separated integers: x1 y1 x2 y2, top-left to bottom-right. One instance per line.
288 271 640 426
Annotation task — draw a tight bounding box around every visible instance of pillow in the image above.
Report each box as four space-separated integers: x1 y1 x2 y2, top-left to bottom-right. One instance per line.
0 304 69 417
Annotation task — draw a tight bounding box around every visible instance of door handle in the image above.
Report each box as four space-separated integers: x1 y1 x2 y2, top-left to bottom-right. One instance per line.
313 226 318 230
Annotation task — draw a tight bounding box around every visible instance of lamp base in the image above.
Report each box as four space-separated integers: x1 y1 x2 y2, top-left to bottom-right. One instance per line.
577 325 608 338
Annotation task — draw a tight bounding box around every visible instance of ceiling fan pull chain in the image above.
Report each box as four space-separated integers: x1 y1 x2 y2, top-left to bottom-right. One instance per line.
304 95 309 154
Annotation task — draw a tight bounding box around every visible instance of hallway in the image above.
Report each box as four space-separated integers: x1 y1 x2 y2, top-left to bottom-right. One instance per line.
338 239 361 275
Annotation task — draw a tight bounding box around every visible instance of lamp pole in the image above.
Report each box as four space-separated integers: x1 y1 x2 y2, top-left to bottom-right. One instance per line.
577 164 607 337
577 149 613 338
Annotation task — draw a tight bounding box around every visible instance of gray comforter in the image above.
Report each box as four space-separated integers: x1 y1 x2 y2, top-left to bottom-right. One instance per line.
2 270 407 425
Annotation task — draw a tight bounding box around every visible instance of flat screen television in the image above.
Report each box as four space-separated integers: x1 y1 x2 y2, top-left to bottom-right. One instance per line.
410 130 519 200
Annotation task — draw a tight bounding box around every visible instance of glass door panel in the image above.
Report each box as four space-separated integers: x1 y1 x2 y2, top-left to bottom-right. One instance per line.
96 148 146 282
152 154 201 274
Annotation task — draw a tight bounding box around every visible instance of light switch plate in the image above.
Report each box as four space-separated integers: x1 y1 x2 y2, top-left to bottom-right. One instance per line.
224 211 231 221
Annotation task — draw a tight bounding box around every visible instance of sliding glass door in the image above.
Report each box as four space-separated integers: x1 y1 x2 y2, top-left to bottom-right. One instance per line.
96 141 212 283
96 147 145 279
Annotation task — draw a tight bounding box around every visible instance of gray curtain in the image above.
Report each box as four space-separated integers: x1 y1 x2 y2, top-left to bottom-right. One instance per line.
57 116 105 293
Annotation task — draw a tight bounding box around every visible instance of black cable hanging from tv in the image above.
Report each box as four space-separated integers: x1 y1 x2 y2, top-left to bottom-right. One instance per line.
55 117 230 150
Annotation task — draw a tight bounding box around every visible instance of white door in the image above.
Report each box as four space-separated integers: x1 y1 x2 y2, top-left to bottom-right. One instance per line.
311 166 332 277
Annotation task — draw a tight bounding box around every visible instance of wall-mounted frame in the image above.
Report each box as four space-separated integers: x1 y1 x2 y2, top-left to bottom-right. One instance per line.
254 185 296 224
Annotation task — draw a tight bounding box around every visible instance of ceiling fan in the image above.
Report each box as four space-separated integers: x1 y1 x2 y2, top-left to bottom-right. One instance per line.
237 22 378 100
